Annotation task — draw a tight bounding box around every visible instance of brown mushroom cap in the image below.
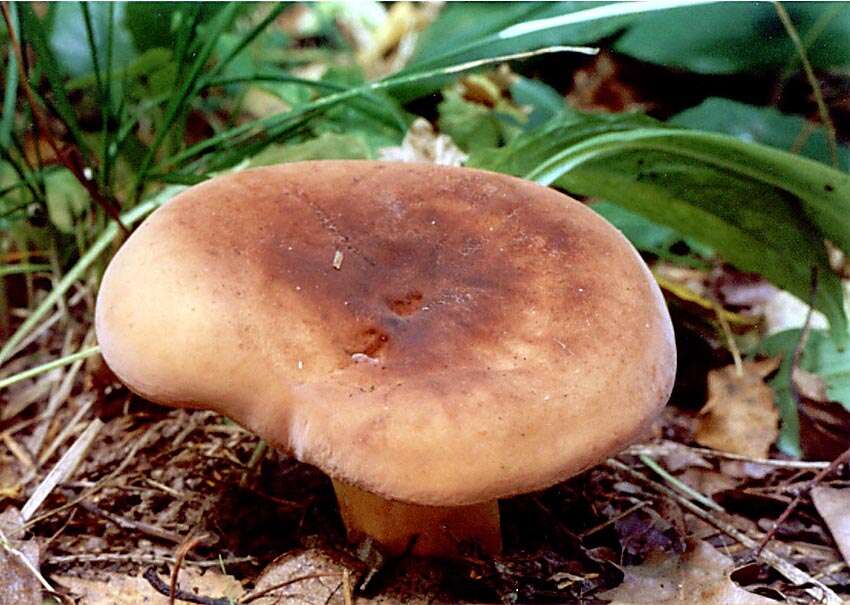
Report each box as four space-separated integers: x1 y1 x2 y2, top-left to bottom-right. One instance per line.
96 161 675 506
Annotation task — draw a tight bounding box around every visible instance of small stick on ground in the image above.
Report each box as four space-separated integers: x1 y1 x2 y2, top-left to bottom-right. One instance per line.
757 444 850 556
47 553 255 567
170 533 212 605
628 440 831 469
143 567 231 605
238 573 342 604
79 500 184 544
21 418 104 522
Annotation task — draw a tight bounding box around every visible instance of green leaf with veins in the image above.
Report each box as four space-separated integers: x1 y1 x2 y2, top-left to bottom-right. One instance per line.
671 98 850 171
470 112 850 344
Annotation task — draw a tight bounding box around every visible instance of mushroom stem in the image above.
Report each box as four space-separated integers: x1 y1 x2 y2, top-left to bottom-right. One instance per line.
332 479 502 558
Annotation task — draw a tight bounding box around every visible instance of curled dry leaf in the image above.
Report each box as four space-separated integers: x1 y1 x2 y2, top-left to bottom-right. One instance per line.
378 118 467 166
599 540 779 604
695 359 781 458
53 568 244 605
812 486 850 567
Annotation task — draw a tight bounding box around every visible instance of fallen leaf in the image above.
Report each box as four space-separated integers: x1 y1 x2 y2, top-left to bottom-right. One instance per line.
379 118 467 166
695 359 781 458
250 548 361 605
0 508 42 605
599 540 779 604
54 569 244 605
812 486 850 567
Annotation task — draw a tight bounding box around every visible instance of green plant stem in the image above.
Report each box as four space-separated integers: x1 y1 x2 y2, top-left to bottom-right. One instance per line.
638 454 723 512
0 345 101 391
773 1 838 169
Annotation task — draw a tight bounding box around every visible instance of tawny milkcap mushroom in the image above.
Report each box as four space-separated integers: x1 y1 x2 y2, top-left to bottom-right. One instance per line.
95 161 675 557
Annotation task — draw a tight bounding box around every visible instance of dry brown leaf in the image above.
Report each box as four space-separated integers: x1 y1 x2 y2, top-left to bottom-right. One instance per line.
599 540 779 604
378 118 467 166
54 569 244 605
250 548 358 605
812 486 850 567
0 508 41 605
694 359 781 458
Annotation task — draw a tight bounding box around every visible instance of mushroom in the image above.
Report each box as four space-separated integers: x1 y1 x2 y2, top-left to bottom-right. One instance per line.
95 161 675 557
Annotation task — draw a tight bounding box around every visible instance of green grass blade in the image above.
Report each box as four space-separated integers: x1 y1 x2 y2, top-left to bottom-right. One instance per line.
0 2 20 148
156 45 595 176
19 4 91 158
0 345 101 391
198 4 288 87
0 185 187 367
133 4 241 196
0 264 51 277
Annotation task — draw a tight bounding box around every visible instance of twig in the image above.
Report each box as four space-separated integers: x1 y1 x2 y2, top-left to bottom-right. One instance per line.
21 418 103 521
30 336 93 460
627 440 831 469
143 567 231 605
238 573 342 604
79 500 184 544
35 393 96 469
580 500 648 539
756 444 850 556
787 268 819 420
22 421 155 530
171 533 212 605
607 458 843 605
342 568 353 605
773 1 838 169
45 553 255 567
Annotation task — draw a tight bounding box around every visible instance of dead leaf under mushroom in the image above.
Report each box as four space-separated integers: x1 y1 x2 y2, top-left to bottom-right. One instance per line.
53 568 244 605
599 539 779 604
694 359 781 458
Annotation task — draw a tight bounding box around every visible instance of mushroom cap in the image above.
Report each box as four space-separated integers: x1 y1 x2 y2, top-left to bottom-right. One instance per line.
96 161 675 506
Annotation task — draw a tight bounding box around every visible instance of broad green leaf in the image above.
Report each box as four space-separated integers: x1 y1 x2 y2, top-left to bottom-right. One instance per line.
756 328 850 455
45 169 89 234
590 201 711 267
123 2 226 52
616 2 850 74
760 329 850 409
671 98 850 171
398 1 710 101
470 113 850 343
48 2 135 78
510 77 565 130
410 2 564 65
